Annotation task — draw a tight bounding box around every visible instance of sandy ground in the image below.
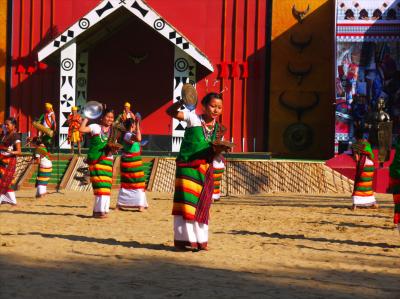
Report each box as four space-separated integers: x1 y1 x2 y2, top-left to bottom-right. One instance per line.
0 190 400 299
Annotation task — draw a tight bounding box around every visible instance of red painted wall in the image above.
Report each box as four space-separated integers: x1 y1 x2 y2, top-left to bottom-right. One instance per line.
88 16 174 135
9 0 268 152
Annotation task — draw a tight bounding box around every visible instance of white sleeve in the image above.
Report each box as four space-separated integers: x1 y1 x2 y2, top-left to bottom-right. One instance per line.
182 111 201 128
123 132 133 142
89 124 101 135
182 110 191 122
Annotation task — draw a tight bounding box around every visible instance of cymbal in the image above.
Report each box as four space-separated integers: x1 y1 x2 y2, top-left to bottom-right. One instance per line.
181 83 197 111
83 101 103 120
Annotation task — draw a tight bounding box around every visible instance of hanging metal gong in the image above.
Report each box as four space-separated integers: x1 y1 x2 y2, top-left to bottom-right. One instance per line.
283 122 313 152
279 91 319 152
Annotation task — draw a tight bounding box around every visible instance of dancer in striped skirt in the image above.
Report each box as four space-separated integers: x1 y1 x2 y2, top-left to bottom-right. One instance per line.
390 137 400 232
0 118 21 205
167 92 225 251
351 130 378 210
117 118 148 211
80 108 115 218
35 145 52 198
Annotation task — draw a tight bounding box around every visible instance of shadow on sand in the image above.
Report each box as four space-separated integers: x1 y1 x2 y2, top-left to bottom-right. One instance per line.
1 252 399 298
306 220 395 231
2 232 177 252
0 210 92 218
222 230 399 249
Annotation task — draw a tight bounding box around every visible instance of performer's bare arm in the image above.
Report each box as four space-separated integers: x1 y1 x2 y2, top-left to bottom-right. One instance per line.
10 141 21 156
135 120 142 142
130 110 136 120
51 113 57 131
166 100 185 121
79 118 91 134
126 122 142 144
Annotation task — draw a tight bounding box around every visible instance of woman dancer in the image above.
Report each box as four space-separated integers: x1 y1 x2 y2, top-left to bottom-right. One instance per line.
351 129 378 210
116 118 148 211
167 92 225 251
80 108 115 218
0 117 21 205
35 139 53 198
35 143 52 198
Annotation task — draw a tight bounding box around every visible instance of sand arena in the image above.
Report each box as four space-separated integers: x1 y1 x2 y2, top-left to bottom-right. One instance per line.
1 191 399 298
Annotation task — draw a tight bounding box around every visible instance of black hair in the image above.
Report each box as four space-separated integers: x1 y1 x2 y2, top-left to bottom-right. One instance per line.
35 138 44 146
5 117 17 127
359 9 368 19
201 92 223 106
123 118 135 130
354 128 364 140
102 108 114 117
344 9 354 19
372 9 382 19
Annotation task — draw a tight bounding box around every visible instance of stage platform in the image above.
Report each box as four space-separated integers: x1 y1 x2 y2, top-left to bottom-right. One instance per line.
326 150 395 194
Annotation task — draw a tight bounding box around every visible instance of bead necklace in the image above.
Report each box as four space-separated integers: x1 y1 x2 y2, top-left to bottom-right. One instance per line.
1 131 16 146
200 115 216 141
100 126 111 143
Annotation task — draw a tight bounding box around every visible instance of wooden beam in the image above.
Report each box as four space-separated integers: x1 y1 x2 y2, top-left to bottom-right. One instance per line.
59 155 78 190
146 157 158 191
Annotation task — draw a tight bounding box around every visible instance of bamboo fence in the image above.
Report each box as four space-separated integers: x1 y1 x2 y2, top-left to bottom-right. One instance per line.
58 156 354 195
149 158 353 195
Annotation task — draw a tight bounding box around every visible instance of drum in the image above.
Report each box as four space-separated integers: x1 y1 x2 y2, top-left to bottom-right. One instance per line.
181 83 197 111
212 140 235 153
32 121 54 138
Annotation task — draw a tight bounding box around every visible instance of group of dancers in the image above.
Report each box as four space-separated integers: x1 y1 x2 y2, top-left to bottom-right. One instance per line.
0 92 226 250
1 90 399 251
0 105 55 203
78 93 226 250
79 102 149 217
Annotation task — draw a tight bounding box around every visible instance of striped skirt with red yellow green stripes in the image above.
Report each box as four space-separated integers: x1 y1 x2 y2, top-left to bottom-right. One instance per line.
89 156 113 196
390 177 400 224
352 157 376 207
213 161 225 200
36 163 52 186
120 152 146 190
172 162 209 221
352 162 375 198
